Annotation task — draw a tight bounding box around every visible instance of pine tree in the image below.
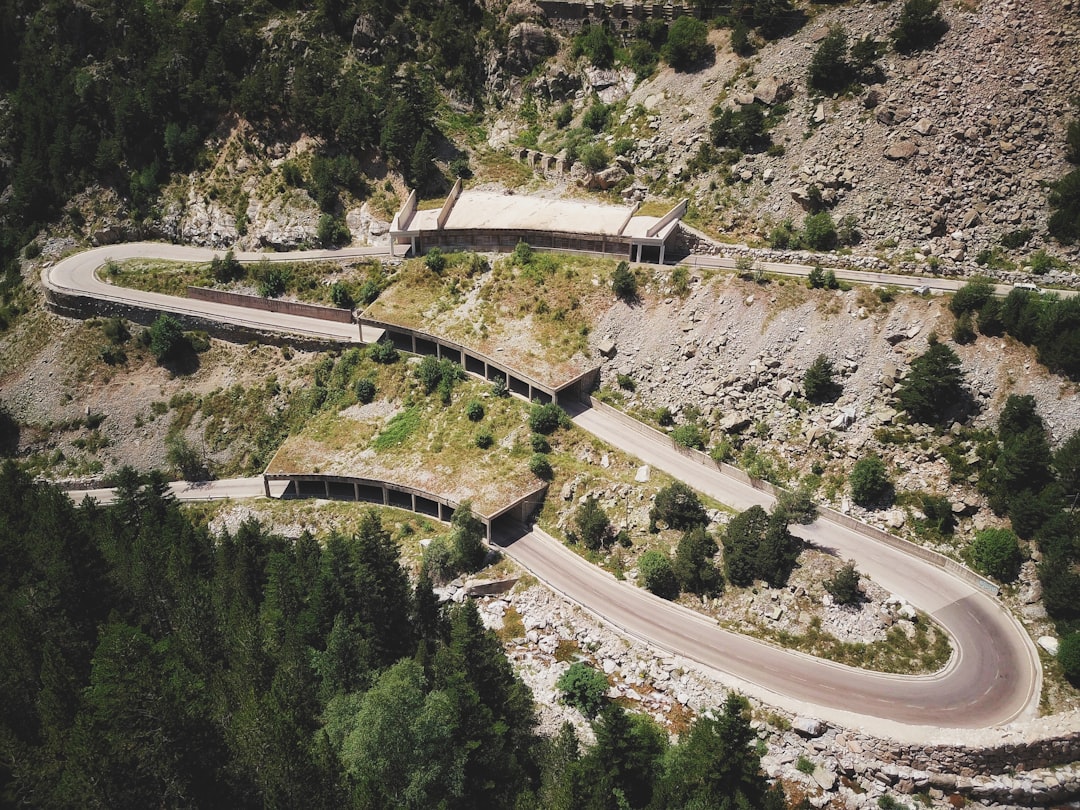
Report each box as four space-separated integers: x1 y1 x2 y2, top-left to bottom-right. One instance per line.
673 526 722 596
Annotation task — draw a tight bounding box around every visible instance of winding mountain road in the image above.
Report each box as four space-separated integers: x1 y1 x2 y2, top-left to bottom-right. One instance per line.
45 243 1041 734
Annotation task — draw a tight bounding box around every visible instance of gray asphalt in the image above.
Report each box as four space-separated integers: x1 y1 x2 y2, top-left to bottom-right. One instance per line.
45 242 1042 733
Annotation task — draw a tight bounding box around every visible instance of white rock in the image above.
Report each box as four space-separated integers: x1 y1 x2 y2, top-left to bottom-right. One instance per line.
1037 635 1060 655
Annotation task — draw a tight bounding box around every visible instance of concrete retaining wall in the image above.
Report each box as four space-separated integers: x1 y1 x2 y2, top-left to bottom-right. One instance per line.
45 287 347 351
586 397 999 596
264 472 548 540
187 286 354 323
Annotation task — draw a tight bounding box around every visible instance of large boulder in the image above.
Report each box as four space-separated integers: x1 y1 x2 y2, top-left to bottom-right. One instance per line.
885 140 918 160
506 22 555 75
793 716 826 737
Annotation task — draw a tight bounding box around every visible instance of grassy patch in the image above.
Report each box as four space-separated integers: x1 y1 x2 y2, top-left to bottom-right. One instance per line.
105 256 386 308
497 605 527 643
365 249 608 386
473 150 534 187
373 406 422 450
267 373 542 516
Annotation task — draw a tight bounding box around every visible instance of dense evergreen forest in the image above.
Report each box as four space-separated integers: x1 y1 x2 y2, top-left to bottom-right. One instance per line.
0 0 495 324
0 463 787 809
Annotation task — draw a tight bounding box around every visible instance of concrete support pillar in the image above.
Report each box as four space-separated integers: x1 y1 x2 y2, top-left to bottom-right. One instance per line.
411 335 416 353
528 383 533 402
263 476 271 498
411 494 416 512
660 244 666 265
353 482 360 501
324 480 331 498
382 486 389 506
410 236 416 255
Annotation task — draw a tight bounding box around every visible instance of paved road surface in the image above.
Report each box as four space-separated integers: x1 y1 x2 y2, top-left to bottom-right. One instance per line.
681 254 1078 299
71 476 267 505
495 526 1028 735
46 243 388 343
45 242 1041 732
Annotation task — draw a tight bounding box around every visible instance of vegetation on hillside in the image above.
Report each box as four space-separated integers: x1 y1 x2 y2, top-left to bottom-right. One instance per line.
0 464 788 809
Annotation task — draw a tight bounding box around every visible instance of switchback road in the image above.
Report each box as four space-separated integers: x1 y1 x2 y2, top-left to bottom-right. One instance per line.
45 243 1041 733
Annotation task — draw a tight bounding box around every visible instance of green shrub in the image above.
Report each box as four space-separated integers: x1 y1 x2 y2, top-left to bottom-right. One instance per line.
166 432 209 481
775 488 818 525
424 247 447 274
824 561 862 605
554 103 573 129
572 23 617 68
850 456 892 507
582 103 610 133
573 496 611 550
808 25 851 94
731 20 754 55
1059 632 1080 683
256 265 291 298
148 313 188 363
556 662 609 717
662 16 711 71
1027 249 1059 275
529 453 553 480
970 528 1022 582
420 536 456 583
769 220 797 249
673 526 722 596
1000 227 1034 249
977 298 1005 336
529 433 550 453
187 331 210 353
803 212 837 250
281 160 303 187
465 400 484 422
616 373 636 391
893 336 966 425
656 407 675 427
579 143 609 171
529 402 566 435
920 493 955 535
891 0 948 53
512 240 533 266
671 423 707 451
952 311 976 344
210 249 243 282
368 338 399 364
475 428 494 449
101 317 130 344
612 260 637 301
99 345 127 365
650 481 707 531
711 103 769 152
354 379 376 404
638 550 679 599
316 213 350 246
949 277 994 315
803 354 840 403
330 281 354 309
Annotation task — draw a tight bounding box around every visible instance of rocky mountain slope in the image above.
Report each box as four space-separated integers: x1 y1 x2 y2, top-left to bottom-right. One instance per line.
494 0 1080 269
